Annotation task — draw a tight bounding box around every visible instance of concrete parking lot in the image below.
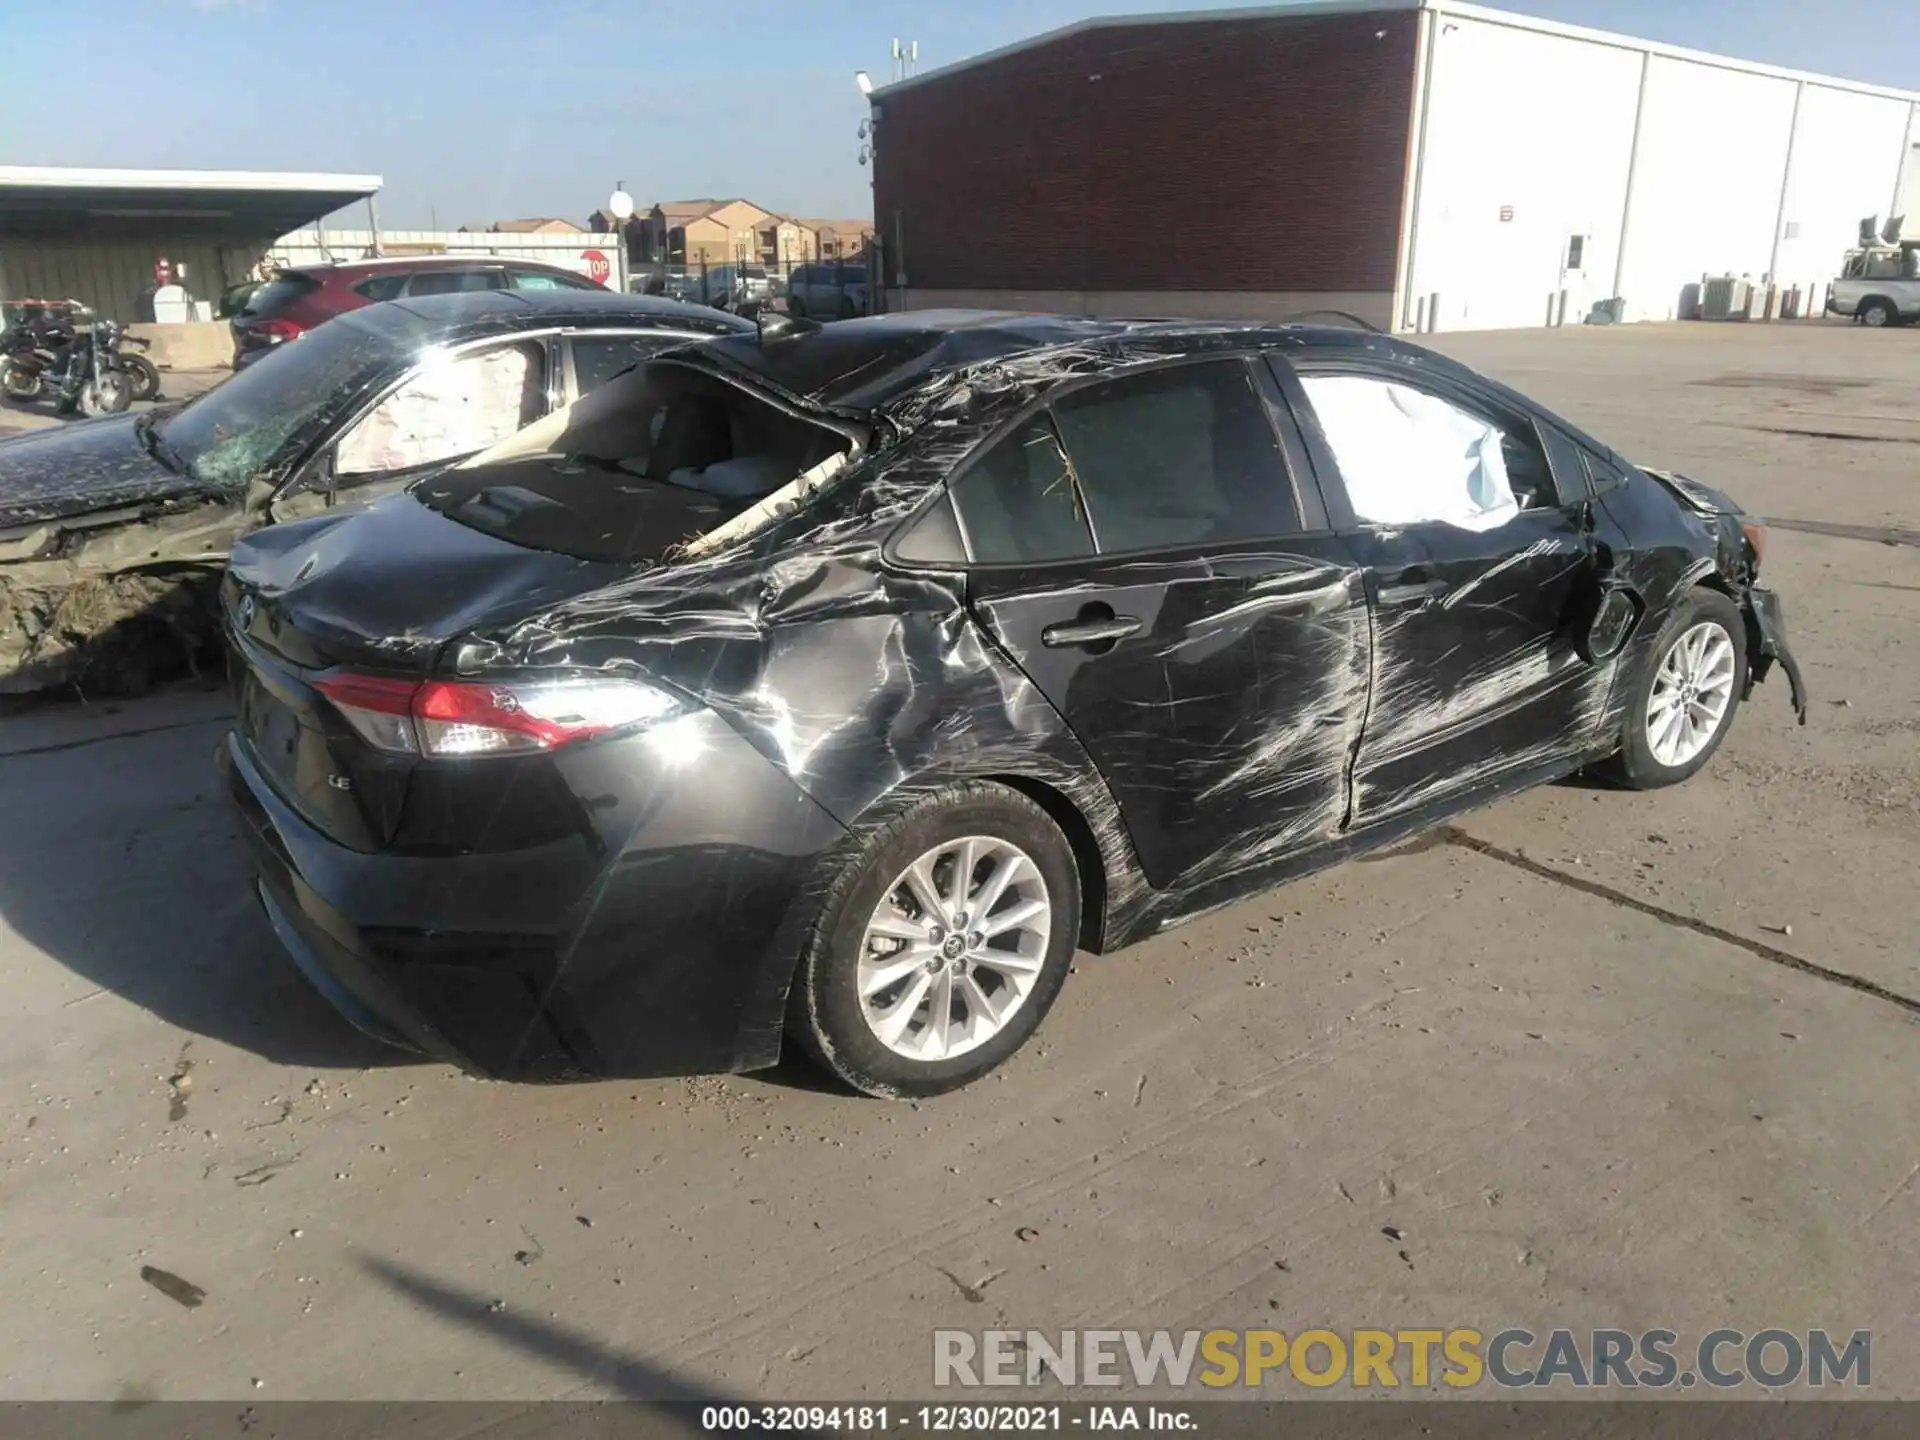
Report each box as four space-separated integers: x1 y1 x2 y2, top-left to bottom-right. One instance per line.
0 321 1914 1403
0 368 229 438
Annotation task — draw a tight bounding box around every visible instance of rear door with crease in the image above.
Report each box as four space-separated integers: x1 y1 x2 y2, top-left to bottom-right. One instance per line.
959 355 1370 892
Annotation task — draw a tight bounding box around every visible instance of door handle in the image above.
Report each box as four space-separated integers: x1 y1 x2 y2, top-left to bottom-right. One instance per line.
1377 577 1448 608
1042 611 1142 649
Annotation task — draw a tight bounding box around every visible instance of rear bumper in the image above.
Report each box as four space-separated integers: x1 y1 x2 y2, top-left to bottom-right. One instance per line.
1744 586 1808 725
218 713 853 1080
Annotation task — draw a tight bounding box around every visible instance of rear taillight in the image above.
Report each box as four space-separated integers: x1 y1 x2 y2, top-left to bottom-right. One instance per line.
259 318 305 345
315 673 421 753
315 674 681 757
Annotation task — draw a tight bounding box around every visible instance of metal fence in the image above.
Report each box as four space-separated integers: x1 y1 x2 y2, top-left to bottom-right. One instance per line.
626 240 884 318
268 229 629 290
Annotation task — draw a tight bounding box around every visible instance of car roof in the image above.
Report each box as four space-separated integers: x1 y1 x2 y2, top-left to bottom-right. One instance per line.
354 288 756 342
289 254 591 277
696 309 1440 414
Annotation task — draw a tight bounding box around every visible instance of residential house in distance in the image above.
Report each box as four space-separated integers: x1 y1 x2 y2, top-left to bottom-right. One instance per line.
795 219 875 260
636 200 827 269
485 217 585 235
593 198 877 275
655 199 788 268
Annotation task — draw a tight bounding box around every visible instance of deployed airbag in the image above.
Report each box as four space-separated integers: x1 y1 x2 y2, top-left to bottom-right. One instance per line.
1302 375 1520 532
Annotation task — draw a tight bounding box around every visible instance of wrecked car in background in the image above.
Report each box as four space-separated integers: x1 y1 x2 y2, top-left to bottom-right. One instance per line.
0 290 751 694
218 311 1807 1098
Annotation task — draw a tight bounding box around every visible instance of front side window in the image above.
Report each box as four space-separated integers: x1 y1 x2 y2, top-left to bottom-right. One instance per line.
335 342 546 476
951 416 1094 564
1051 360 1301 553
1299 374 1551 532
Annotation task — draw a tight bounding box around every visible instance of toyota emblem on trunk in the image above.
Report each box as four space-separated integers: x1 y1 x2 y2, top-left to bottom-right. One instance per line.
237 594 256 628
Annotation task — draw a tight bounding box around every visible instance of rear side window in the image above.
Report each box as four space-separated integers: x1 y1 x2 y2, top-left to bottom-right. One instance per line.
240 274 320 317
1051 361 1302 553
573 335 674 395
510 269 597 292
952 416 1095 564
352 274 407 302
406 269 502 297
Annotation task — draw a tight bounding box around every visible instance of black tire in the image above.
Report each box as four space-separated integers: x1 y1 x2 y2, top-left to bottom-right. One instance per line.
1860 298 1899 328
788 781 1081 1099
788 295 807 319
122 353 161 402
838 295 858 320
1594 587 1746 790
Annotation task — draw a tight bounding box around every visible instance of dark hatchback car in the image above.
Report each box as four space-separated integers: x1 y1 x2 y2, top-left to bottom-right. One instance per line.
219 312 1805 1098
231 256 606 369
0 291 749 693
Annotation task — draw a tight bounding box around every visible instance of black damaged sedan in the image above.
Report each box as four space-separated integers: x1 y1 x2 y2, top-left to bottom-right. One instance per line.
219 312 1806 1097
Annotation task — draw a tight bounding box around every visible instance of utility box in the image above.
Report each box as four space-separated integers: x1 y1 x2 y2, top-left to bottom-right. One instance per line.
1700 276 1752 321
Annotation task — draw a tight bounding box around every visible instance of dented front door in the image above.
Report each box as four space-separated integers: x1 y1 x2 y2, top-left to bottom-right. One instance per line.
1343 511 1598 824
1282 361 1606 826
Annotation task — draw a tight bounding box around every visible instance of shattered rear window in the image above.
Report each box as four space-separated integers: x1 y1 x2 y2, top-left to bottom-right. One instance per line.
239 273 321 317
416 361 853 564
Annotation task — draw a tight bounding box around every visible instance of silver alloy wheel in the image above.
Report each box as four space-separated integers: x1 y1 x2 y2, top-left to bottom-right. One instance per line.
1646 620 1737 767
856 835 1052 1062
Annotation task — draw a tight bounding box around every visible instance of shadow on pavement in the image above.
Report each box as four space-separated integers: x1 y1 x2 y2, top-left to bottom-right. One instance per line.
0 692 404 1070
361 1255 776 1410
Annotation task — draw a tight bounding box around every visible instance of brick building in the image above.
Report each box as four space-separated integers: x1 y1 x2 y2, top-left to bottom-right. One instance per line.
868 0 1920 331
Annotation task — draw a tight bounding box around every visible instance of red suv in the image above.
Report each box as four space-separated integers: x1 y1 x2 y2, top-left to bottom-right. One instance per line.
230 256 604 369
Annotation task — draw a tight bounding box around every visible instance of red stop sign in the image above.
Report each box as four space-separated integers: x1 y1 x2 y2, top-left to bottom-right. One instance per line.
582 250 611 286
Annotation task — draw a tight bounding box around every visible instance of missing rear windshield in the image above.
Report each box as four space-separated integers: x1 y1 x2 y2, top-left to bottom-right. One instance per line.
414 361 856 565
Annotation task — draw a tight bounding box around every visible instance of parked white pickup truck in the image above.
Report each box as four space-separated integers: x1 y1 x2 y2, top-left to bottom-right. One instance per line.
1827 245 1920 327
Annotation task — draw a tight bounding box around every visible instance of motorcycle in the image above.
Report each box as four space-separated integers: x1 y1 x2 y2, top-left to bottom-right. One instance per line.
114 330 161 402
2 300 135 417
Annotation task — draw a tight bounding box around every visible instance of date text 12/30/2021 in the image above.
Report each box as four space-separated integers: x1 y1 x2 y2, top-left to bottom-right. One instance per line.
701 1406 1195 1431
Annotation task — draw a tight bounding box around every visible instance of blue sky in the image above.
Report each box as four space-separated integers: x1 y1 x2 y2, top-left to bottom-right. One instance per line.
0 0 1905 228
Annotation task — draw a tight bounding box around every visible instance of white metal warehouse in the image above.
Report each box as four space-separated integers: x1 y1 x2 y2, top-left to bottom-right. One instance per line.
1397 0 1920 331
873 0 1920 333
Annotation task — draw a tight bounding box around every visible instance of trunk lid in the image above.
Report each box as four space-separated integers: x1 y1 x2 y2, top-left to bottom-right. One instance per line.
225 489 627 850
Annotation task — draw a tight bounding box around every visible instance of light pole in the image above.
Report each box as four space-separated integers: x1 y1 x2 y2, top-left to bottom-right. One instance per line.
856 71 881 309
607 185 635 293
